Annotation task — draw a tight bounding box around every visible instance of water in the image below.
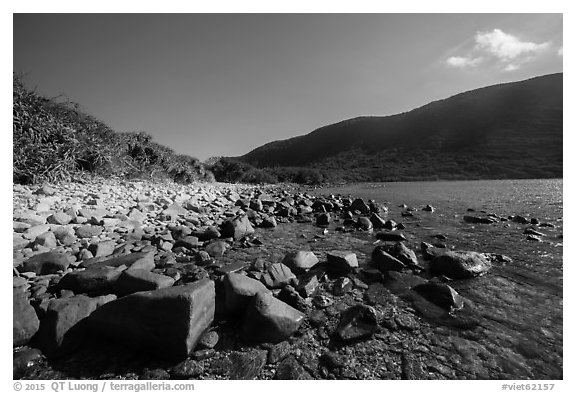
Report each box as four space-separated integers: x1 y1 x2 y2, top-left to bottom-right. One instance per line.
311 179 563 378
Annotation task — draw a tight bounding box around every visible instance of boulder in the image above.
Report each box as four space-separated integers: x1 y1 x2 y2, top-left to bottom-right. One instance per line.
19 252 70 275
388 242 419 267
114 269 175 296
221 215 255 240
370 213 387 229
281 251 319 273
58 267 122 295
372 247 406 272
275 356 313 380
350 198 370 215
335 304 378 341
75 225 104 238
242 292 304 343
430 251 492 279
376 232 407 242
326 251 358 274
89 279 215 360
357 217 373 231
316 213 331 226
13 290 40 346
224 273 270 315
80 252 155 271
35 295 100 358
412 282 464 311
205 241 229 257
47 212 72 225
87 240 117 258
228 350 267 380
260 263 296 289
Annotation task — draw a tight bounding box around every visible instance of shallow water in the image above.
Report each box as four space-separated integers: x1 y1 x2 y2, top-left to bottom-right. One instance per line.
300 179 564 378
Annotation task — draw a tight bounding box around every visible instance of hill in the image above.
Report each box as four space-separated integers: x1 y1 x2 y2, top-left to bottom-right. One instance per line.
13 75 213 185
241 73 562 182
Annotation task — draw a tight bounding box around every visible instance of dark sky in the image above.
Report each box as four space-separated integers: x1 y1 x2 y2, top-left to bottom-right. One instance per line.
13 13 563 161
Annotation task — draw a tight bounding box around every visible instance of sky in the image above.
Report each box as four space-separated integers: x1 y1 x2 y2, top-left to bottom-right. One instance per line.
13 13 563 161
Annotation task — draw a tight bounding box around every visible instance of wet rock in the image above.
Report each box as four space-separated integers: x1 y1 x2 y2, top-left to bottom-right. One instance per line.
170 358 203 379
205 241 229 257
89 279 215 360
526 235 542 242
13 289 40 346
35 295 100 358
221 215 255 240
58 267 122 295
388 242 419 267
430 251 492 279
13 347 43 379
372 246 406 272
335 304 378 341
242 292 305 343
275 356 313 379
376 232 407 242
370 213 387 229
114 269 175 296
413 282 464 311
350 198 370 215
326 251 358 274
463 215 497 224
357 217 373 231
281 250 319 273
224 272 270 316
229 349 267 379
524 228 545 237
19 252 70 275
422 204 435 212
511 215 530 224
260 263 296 289
316 213 331 226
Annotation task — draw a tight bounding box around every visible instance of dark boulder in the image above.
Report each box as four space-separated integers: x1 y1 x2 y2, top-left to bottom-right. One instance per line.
412 282 464 311
335 304 378 342
430 251 492 279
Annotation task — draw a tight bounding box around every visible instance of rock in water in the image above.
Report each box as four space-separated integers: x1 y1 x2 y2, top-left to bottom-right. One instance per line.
281 251 319 273
35 295 100 358
335 304 378 341
224 273 270 316
18 252 70 275
372 247 406 272
242 292 305 343
412 282 464 311
89 279 215 361
430 251 492 279
13 290 40 346
221 215 255 240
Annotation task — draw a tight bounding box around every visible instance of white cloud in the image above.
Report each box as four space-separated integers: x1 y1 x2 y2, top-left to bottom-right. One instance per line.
558 46 563 56
503 64 520 72
446 56 483 68
446 28 553 72
475 29 550 60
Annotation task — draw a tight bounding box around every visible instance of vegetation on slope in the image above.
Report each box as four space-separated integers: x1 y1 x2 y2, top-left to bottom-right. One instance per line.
240 73 563 181
13 74 214 185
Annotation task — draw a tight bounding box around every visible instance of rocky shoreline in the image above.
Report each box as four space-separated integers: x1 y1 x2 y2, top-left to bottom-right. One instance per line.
13 178 561 380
